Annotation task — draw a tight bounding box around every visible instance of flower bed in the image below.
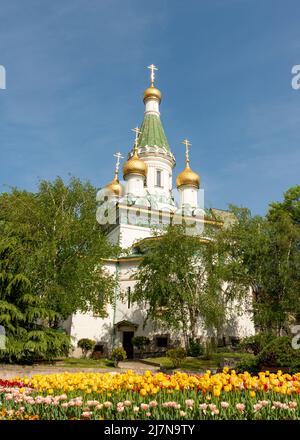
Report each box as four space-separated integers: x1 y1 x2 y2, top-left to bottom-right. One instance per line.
1 369 300 420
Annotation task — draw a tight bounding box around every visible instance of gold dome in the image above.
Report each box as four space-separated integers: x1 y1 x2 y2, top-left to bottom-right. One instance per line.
143 85 162 103
176 164 200 189
123 152 147 179
105 176 124 197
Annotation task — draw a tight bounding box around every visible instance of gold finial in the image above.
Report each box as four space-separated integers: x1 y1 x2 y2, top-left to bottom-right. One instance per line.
113 152 124 178
131 126 141 155
182 139 192 165
147 64 158 86
176 138 200 189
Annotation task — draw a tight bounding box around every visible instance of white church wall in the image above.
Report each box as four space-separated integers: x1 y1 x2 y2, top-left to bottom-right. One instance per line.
119 223 152 248
142 156 173 195
179 185 198 208
125 174 145 197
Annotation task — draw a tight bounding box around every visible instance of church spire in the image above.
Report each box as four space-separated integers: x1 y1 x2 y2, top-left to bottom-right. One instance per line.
137 64 173 156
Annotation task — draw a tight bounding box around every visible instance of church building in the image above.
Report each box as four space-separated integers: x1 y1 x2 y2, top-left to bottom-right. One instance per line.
67 66 254 358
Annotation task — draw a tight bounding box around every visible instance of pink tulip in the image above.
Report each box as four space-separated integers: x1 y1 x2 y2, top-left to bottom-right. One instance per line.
149 400 158 408
221 402 229 409
82 411 92 418
103 401 112 408
235 403 245 412
185 399 194 408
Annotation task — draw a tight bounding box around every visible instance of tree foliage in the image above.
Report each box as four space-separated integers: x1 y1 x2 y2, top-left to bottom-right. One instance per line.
132 225 236 346
0 177 118 320
0 242 70 363
215 195 300 335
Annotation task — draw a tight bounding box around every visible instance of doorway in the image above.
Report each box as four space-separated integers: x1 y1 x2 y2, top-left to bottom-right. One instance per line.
122 331 134 359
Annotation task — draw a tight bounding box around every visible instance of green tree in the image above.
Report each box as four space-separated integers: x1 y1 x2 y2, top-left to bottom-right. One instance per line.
268 185 300 223
0 177 117 321
132 225 232 347
77 338 96 358
216 202 300 336
0 242 70 363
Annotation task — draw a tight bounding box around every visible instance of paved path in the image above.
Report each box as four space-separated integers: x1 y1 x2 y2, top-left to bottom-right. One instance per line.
0 361 160 379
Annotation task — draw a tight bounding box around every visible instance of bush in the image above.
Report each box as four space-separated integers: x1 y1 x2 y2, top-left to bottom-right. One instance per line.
187 340 204 357
77 339 96 358
235 355 259 374
239 333 276 355
131 336 150 357
257 336 300 369
166 347 186 368
111 347 127 367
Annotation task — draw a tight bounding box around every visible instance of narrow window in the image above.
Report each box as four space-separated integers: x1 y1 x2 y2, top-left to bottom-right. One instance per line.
156 169 162 187
127 286 131 309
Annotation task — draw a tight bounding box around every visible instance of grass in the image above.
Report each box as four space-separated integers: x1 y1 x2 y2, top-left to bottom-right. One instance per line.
145 351 252 371
53 357 115 368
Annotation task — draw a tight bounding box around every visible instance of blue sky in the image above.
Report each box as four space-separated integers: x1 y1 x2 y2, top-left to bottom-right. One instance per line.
0 0 299 215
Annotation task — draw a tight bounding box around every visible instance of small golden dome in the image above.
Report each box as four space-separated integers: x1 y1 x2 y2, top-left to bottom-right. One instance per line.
105 176 124 197
143 85 162 103
123 152 147 179
176 164 200 189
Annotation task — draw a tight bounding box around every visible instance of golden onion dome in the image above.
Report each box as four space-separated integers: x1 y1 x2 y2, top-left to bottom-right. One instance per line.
105 176 124 197
176 163 200 189
123 152 147 179
143 84 162 103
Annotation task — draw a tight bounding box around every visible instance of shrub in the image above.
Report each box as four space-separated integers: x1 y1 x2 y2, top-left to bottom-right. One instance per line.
187 340 204 357
257 336 300 369
239 333 276 355
166 347 186 368
77 339 96 358
235 355 259 374
111 347 127 367
131 336 150 357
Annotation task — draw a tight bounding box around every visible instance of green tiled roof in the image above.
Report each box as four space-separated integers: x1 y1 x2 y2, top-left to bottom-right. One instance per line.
138 114 171 152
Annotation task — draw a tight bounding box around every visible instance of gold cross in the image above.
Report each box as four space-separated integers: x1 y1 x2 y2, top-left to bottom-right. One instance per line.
131 126 141 153
182 139 192 164
113 152 123 177
147 64 158 85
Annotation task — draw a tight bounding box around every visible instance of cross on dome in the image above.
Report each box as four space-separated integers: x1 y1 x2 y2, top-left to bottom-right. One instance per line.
131 126 141 153
113 152 123 177
147 64 158 85
182 139 192 164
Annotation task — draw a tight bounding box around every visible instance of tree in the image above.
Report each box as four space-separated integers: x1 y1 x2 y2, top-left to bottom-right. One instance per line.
0 242 70 363
77 338 96 358
132 225 232 347
0 177 118 321
268 185 300 224
215 202 300 336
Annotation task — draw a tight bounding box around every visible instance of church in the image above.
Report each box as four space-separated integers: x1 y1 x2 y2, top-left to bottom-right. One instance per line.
67 65 254 358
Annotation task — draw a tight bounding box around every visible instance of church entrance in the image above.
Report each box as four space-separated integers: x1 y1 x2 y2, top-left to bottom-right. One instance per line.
122 331 134 359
